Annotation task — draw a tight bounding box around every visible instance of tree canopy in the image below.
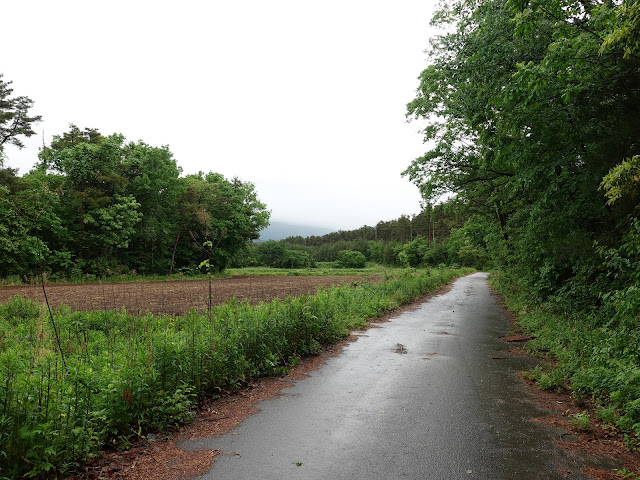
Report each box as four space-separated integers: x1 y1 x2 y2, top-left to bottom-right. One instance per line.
0 74 41 164
405 0 640 299
0 124 270 278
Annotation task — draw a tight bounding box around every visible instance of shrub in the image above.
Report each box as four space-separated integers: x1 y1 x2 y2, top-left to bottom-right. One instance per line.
335 250 366 268
282 250 312 268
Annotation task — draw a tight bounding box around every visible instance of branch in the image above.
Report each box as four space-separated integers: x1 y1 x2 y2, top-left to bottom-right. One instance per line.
539 5 604 42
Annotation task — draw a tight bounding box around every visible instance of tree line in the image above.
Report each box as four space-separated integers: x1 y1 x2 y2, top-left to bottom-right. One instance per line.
245 200 484 269
0 70 493 279
0 86 270 279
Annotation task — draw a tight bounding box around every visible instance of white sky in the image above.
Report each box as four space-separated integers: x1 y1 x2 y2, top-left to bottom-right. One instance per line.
2 0 436 231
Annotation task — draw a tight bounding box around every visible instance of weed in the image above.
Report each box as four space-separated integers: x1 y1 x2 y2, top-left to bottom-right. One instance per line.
491 270 640 443
614 468 640 479
596 406 619 425
569 411 591 432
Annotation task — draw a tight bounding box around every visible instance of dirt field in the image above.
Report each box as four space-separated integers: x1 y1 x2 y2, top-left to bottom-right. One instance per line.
0 276 382 316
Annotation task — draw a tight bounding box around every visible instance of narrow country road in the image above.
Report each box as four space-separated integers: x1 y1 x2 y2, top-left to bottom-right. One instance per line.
182 273 587 479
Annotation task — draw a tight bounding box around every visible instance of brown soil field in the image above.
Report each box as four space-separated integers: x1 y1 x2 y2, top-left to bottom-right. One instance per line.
0 276 382 316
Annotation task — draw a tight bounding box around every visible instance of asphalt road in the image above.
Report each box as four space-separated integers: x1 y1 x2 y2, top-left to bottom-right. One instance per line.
184 273 589 479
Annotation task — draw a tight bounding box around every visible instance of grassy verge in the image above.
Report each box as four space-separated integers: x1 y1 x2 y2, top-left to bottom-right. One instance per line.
0 267 470 478
490 271 640 447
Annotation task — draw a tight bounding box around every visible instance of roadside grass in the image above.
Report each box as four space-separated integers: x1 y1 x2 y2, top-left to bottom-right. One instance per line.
0 267 470 478
489 271 640 447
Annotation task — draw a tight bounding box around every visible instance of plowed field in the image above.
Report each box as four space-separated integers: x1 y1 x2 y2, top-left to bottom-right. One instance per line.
0 276 382 316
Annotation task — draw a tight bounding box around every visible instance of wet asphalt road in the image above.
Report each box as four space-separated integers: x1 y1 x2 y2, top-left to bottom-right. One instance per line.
184 273 589 479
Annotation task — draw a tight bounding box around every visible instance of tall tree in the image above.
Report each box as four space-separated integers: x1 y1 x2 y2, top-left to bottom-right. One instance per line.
0 74 42 164
405 0 640 298
0 168 40 276
120 140 182 273
38 127 142 273
174 172 270 272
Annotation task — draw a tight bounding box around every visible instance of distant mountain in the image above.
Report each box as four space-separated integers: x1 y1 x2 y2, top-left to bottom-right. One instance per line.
258 221 333 241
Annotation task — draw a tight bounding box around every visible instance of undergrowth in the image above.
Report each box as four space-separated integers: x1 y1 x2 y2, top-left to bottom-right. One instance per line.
0 267 469 478
490 271 640 447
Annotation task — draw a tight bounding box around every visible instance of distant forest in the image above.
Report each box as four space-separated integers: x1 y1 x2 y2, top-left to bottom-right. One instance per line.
244 201 480 269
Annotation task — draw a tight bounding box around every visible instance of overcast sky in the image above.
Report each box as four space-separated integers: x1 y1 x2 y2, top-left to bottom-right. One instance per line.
2 1 436 231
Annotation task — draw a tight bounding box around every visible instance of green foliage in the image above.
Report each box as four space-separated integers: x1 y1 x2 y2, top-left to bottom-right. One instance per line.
492 270 640 442
406 0 640 298
169 172 269 274
569 411 592 432
119 138 183 273
0 126 270 279
335 250 366 268
255 241 312 269
0 73 42 163
537 369 568 393
282 249 312 268
613 468 640 480
253 201 470 271
0 192 37 276
226 265 408 278
398 237 428 267
404 1 640 449
600 0 640 58
0 267 468 478
600 155 640 206
0 295 41 324
256 240 286 267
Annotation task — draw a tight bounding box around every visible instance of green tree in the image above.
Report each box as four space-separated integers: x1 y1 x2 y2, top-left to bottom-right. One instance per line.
38 127 142 274
600 155 640 206
120 140 182 273
336 250 366 268
282 249 311 268
367 240 383 263
400 237 429 267
405 0 640 297
0 168 40 276
0 74 42 164
173 172 270 273
256 240 287 267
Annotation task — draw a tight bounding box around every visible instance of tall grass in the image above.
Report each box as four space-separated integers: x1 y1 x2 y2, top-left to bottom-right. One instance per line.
0 268 468 478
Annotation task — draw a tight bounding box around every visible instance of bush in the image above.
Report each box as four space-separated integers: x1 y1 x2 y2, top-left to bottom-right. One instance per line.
256 241 286 267
335 250 366 268
282 250 312 268
256 241 312 268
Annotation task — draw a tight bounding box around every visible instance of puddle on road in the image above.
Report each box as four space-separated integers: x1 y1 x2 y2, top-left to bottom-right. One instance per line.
394 343 408 354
